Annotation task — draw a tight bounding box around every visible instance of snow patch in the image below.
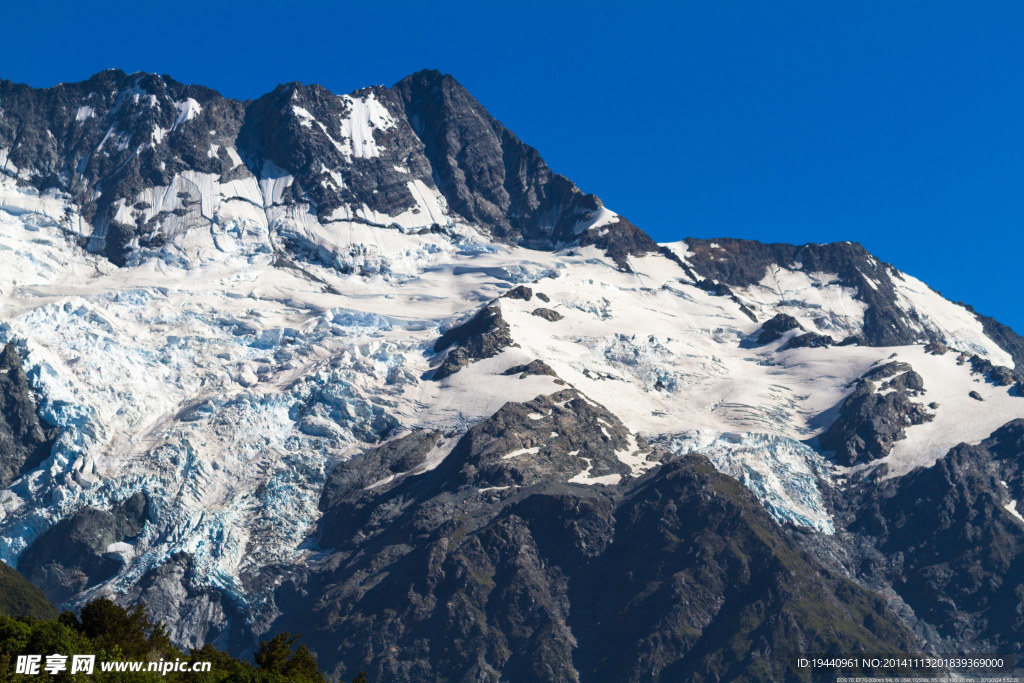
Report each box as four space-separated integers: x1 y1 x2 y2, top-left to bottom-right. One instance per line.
568 457 621 486
338 93 396 159
174 98 202 126
1006 500 1024 524
500 446 540 460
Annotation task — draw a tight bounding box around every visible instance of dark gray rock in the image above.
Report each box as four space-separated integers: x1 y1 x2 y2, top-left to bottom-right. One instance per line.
18 492 149 603
0 71 248 264
320 431 441 517
0 343 58 489
441 389 643 490
885 370 925 393
433 304 516 379
129 551 247 652
530 307 563 322
957 303 1024 370
861 361 913 382
684 239 933 347
501 285 532 301
968 355 1022 387
393 70 611 251
577 216 659 271
0 69 648 269
819 365 933 465
753 313 803 346
501 360 559 379
691 278 759 323
835 420 1024 653
781 331 834 350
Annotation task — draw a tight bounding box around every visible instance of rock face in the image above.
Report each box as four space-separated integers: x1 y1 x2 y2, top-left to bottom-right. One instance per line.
781 331 834 350
501 359 559 379
393 71 609 249
963 304 1024 369
0 344 57 489
0 69 634 266
754 313 803 345
18 493 149 603
433 303 516 379
832 420 1024 654
685 240 919 345
819 362 933 465
530 307 563 322
280 392 917 681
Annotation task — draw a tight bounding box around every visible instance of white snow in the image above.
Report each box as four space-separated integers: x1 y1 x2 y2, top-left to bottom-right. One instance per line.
259 161 295 207
568 457 621 486
734 267 868 339
337 93 396 159
500 446 540 460
871 346 1023 478
292 106 315 128
323 179 450 231
0 149 18 177
1006 500 1024 524
890 270 1014 367
498 252 886 440
174 98 202 126
575 207 618 235
615 435 658 476
75 106 96 122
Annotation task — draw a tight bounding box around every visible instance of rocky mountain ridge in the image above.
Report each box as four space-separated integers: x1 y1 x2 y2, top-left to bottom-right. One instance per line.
0 70 1022 681
0 69 631 266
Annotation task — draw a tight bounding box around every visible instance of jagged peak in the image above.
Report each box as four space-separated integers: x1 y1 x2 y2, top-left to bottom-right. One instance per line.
0 66 662 266
393 68 464 92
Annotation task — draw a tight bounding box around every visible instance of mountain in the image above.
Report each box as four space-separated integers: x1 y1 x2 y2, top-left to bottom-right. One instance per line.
0 69 1022 680
0 558 57 621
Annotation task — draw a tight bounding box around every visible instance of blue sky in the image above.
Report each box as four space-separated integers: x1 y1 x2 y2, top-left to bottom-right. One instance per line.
5 1 1023 331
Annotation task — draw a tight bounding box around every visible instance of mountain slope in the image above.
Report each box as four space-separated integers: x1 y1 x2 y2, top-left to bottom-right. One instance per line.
282 396 918 680
0 560 57 620
0 69 1022 679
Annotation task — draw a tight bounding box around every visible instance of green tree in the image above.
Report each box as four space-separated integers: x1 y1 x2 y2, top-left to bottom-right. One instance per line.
254 632 326 682
254 632 296 673
78 598 171 658
283 645 325 682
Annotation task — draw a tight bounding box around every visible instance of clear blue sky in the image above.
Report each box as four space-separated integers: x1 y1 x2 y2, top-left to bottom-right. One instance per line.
5 1 1023 331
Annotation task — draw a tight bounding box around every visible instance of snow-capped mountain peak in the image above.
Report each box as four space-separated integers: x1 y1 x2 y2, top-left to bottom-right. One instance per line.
1 70 1022 678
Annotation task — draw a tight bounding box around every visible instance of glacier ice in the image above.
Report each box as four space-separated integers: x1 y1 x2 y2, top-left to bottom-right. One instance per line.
656 431 836 534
